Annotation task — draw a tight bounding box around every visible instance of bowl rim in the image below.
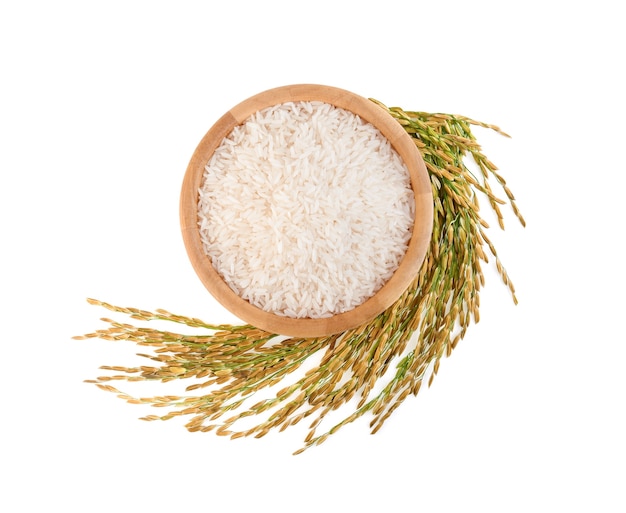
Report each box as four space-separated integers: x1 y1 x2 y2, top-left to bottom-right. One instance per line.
180 84 433 337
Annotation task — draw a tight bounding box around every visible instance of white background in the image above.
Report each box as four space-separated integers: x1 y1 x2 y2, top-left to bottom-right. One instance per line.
2 1 624 511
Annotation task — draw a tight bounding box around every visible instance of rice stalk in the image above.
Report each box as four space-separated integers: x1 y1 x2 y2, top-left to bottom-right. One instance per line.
76 101 524 453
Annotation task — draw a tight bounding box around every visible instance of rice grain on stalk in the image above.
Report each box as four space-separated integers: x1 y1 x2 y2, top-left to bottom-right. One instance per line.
76 99 523 454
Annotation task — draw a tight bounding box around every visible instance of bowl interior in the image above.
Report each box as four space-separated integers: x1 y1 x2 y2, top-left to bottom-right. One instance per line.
180 84 433 337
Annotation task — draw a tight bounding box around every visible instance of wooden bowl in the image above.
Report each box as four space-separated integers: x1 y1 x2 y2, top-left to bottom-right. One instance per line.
180 84 433 337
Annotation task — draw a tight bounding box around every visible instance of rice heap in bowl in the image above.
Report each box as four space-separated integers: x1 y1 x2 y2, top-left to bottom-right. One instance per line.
198 101 415 319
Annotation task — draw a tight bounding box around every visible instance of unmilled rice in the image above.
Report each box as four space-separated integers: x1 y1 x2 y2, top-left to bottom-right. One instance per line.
198 101 415 319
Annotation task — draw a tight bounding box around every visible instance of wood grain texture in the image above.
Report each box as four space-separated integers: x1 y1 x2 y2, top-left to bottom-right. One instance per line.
180 84 433 337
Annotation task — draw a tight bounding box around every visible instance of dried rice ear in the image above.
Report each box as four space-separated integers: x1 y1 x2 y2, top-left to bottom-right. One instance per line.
78 87 522 454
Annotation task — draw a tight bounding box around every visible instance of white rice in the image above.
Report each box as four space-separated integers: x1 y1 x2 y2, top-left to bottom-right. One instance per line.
198 101 415 319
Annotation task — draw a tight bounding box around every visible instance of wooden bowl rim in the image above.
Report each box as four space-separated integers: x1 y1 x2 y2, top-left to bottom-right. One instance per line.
180 84 433 337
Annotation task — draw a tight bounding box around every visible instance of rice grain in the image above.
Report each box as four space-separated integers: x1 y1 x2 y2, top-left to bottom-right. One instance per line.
198 101 415 319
